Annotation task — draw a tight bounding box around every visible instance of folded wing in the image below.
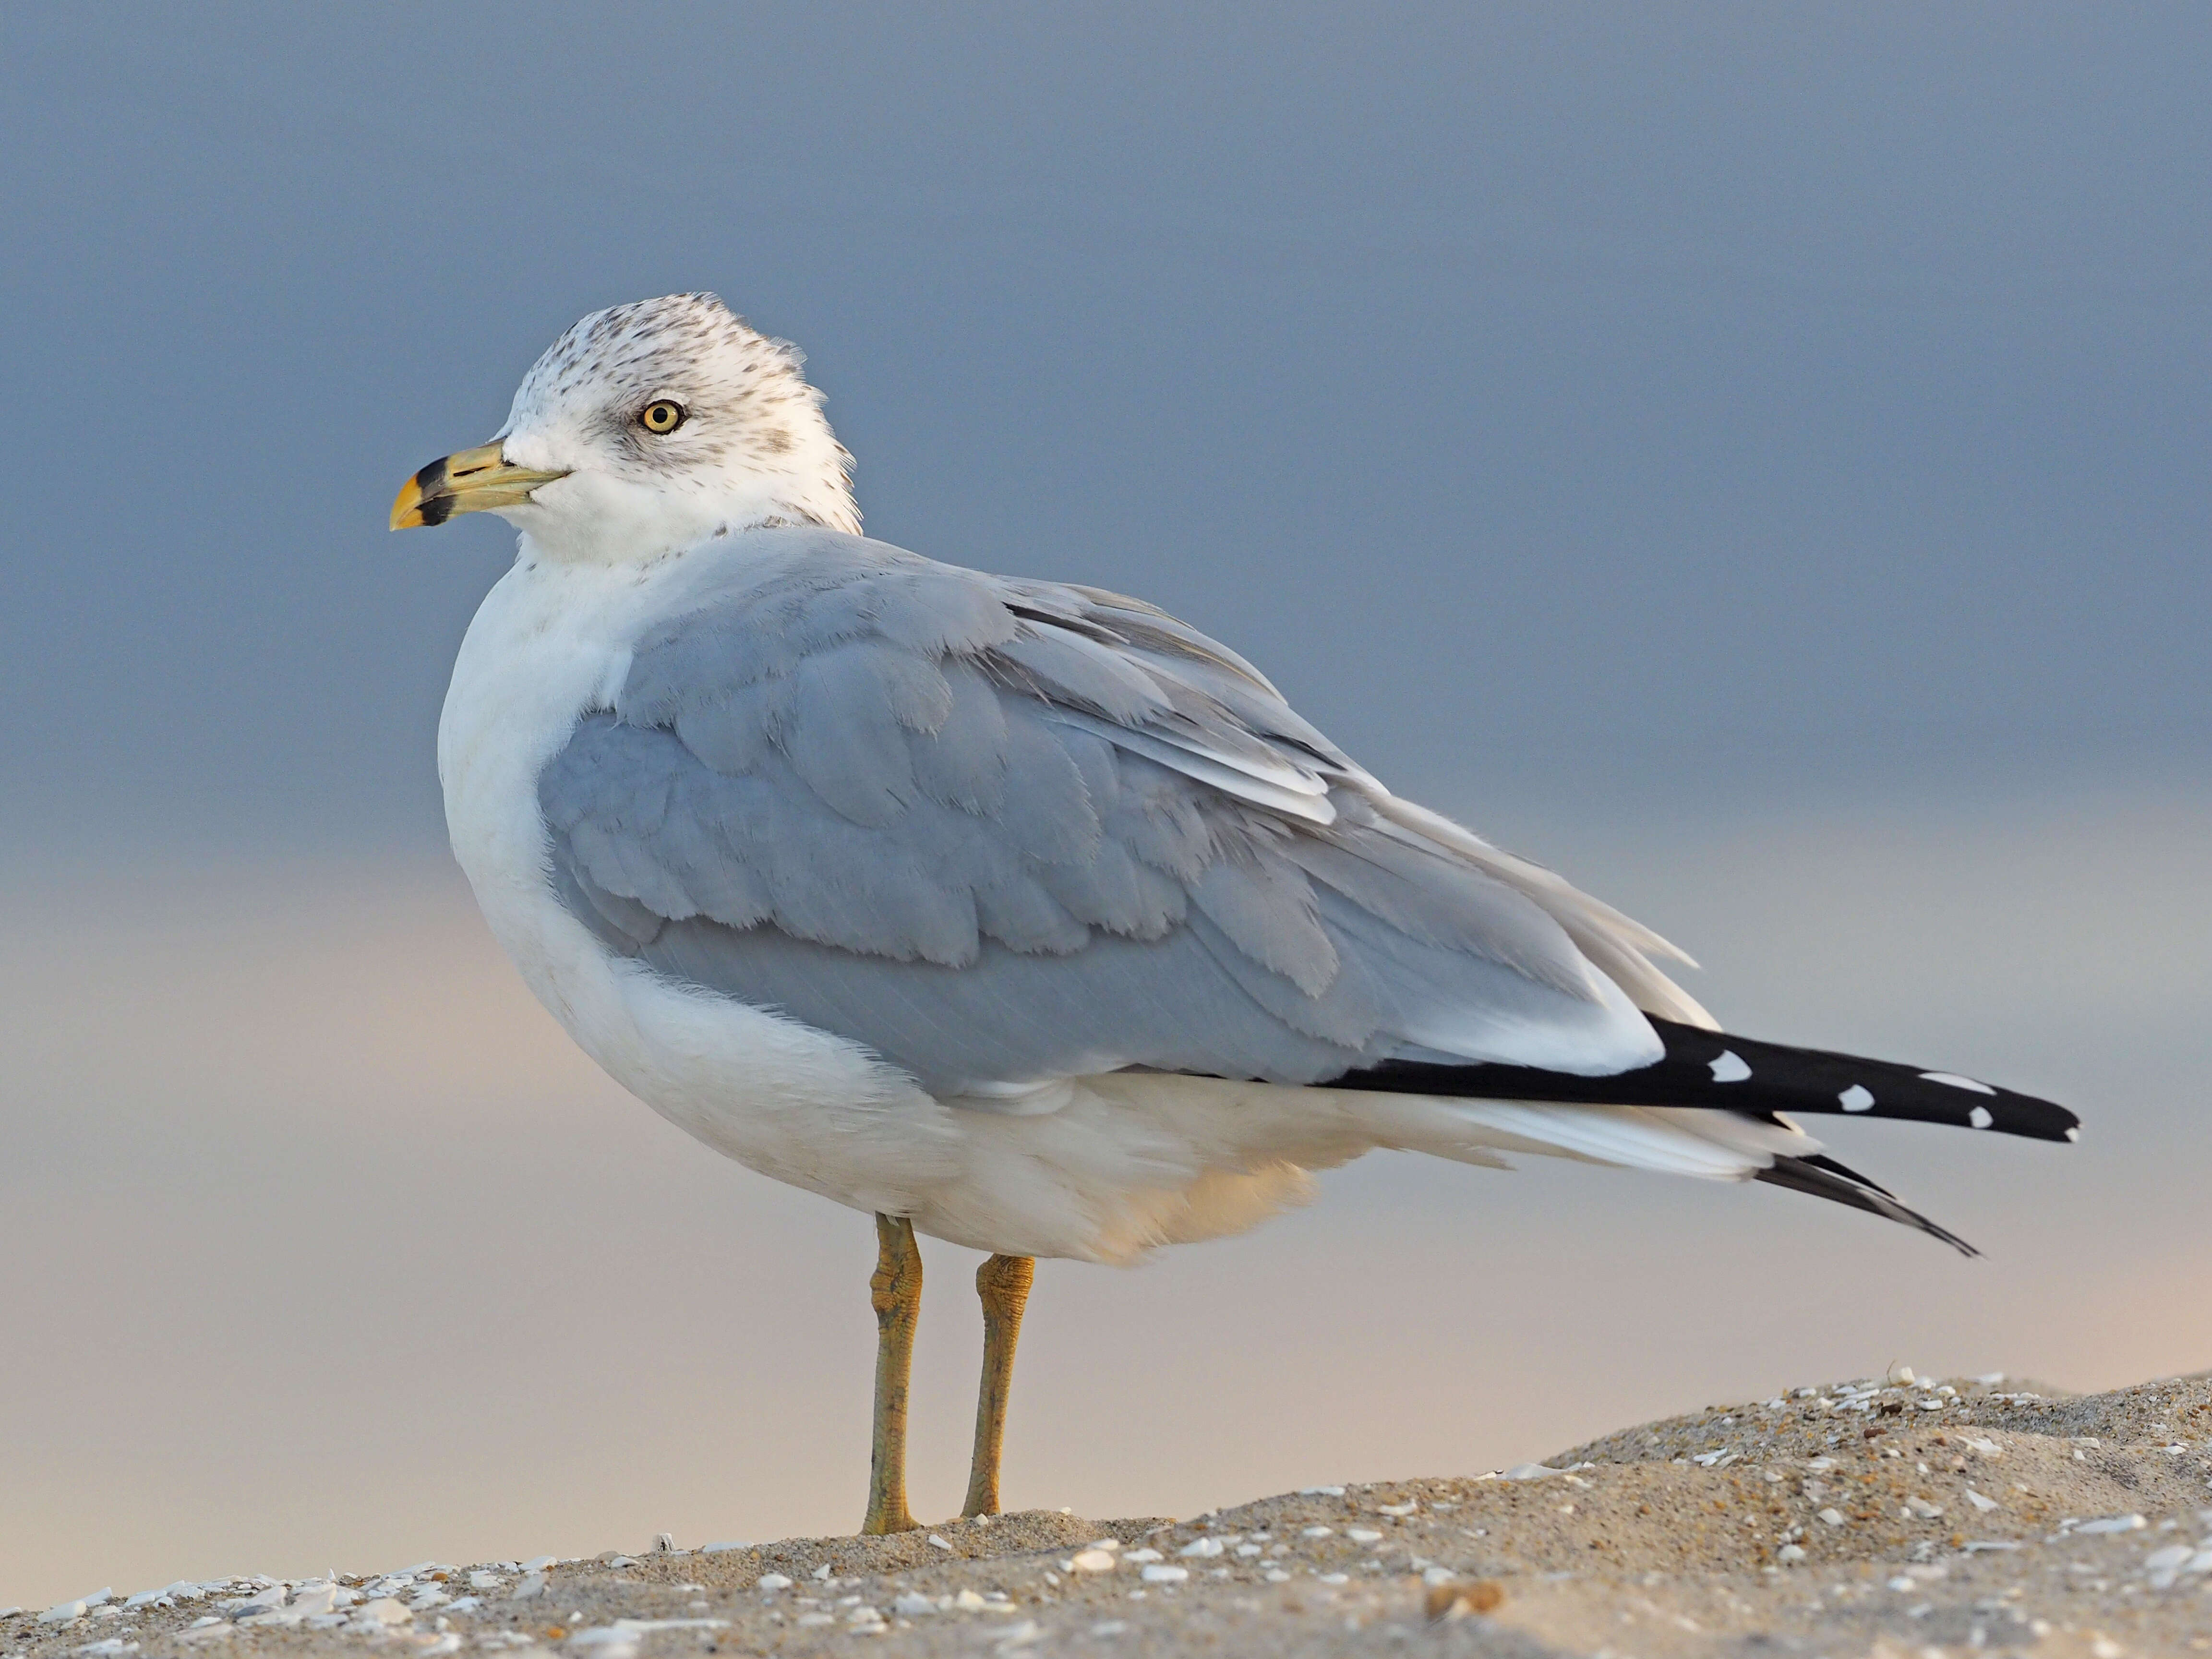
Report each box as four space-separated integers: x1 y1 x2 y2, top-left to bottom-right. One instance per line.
536 529 1699 1096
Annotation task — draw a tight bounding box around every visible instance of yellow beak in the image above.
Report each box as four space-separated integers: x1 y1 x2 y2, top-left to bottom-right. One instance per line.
389 442 570 530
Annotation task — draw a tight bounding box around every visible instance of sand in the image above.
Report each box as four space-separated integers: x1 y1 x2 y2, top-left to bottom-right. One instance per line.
10 1370 2207 1658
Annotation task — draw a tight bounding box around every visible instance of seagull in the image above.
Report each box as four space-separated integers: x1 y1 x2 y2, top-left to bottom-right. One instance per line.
393 292 2078 1534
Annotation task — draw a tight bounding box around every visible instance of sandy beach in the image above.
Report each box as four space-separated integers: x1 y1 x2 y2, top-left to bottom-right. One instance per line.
11 1370 2205 1659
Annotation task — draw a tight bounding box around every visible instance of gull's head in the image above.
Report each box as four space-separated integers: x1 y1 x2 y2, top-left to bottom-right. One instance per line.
391 292 858 563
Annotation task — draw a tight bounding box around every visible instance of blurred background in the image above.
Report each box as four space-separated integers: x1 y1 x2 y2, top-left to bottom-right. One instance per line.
3 2 2207 1608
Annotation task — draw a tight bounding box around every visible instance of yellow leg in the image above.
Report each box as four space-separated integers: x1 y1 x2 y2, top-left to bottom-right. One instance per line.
961 1253 1035 1517
862 1214 923 1535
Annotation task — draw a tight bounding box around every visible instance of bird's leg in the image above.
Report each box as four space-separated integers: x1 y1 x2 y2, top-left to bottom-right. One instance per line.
961 1252 1035 1517
862 1213 923 1535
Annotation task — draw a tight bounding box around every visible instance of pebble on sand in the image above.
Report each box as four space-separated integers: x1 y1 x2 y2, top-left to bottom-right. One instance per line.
1425 1580 1504 1622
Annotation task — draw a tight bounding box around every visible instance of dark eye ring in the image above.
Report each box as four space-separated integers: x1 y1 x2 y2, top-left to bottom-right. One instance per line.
640 399 686 434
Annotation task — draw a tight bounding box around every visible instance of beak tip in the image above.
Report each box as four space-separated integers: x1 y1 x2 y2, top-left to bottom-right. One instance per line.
389 475 429 532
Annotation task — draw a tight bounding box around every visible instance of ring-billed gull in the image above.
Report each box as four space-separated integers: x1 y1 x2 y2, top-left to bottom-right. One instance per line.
392 292 2077 1533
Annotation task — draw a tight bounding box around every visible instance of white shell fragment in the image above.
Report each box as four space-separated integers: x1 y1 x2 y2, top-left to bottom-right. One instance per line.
2074 1514 2147 1535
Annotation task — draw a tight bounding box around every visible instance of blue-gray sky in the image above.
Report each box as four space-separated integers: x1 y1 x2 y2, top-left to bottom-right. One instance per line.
3 4 2206 857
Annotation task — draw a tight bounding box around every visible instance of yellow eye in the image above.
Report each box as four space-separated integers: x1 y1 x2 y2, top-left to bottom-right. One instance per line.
639 399 686 434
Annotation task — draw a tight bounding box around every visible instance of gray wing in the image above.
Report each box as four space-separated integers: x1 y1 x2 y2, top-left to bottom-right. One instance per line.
537 528 1694 1097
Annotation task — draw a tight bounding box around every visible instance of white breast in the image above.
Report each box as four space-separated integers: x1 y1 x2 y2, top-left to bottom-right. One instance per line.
436 542 963 1220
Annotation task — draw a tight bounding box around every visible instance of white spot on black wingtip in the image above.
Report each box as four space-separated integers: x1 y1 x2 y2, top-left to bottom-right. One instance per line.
1708 1050 1752 1083
1968 1105 1995 1129
1920 1070 1997 1095
1839 1084 1875 1112
2066 1126 2081 1142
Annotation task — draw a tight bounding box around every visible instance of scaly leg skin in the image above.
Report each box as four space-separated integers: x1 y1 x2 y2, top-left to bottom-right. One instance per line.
862 1213 923 1535
961 1252 1035 1517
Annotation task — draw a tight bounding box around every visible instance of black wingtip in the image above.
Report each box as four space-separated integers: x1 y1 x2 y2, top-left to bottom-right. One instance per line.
1647 1020 2081 1142
1320 1021 2069 1252
1754 1154 1979 1257
1330 1020 2080 1144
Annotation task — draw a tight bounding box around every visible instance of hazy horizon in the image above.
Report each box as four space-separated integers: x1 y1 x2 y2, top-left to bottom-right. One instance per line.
7 786 2207 1606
